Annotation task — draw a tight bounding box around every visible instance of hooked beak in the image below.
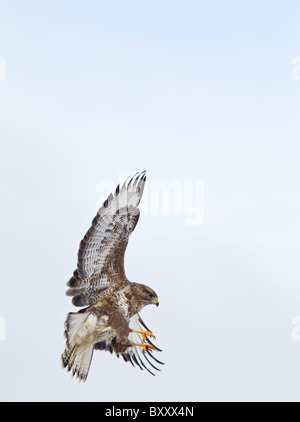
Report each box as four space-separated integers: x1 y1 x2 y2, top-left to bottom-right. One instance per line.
151 298 159 307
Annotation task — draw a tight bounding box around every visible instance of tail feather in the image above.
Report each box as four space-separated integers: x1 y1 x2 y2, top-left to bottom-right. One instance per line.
62 311 97 382
61 344 76 369
62 344 94 382
78 346 94 380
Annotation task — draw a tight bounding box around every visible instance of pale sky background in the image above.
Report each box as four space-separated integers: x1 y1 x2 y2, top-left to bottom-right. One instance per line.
1 0 300 402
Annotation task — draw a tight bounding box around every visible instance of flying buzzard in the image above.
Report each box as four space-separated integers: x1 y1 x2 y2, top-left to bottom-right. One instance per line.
61 171 163 381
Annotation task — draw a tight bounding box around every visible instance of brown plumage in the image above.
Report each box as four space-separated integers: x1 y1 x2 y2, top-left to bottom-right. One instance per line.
61 171 163 381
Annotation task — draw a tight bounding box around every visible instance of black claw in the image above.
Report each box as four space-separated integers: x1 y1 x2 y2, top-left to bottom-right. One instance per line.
146 337 162 352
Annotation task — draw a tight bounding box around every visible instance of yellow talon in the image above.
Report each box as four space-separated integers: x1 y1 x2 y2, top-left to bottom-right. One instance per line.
133 343 155 352
132 329 155 341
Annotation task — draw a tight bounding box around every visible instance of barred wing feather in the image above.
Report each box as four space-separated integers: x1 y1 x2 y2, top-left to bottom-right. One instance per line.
66 171 147 307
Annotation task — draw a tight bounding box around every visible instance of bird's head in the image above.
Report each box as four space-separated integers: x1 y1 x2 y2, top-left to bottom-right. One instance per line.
137 284 159 307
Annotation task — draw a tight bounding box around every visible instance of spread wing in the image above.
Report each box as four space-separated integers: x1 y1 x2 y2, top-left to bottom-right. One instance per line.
66 171 147 307
94 314 164 376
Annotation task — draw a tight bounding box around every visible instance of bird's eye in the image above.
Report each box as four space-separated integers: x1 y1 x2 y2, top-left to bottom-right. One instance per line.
149 293 154 298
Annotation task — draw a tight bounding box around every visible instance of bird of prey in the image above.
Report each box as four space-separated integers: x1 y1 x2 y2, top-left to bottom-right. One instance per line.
61 171 163 381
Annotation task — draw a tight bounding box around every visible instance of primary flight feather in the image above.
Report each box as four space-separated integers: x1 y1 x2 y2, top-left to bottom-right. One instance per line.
61 171 163 381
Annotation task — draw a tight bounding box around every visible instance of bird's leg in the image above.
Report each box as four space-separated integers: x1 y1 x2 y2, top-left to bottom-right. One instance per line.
131 329 155 341
132 343 156 352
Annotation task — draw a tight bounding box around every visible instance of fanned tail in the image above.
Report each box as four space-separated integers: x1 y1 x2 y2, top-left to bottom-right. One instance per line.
61 311 97 382
61 344 94 382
